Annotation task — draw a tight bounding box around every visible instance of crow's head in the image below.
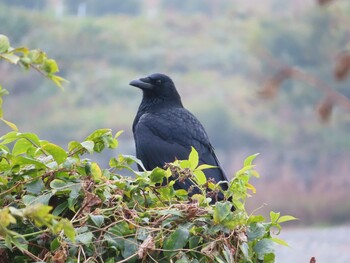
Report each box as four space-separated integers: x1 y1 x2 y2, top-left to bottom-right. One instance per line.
130 73 182 105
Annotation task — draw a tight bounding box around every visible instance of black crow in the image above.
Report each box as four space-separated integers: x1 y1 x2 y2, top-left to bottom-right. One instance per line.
130 73 229 201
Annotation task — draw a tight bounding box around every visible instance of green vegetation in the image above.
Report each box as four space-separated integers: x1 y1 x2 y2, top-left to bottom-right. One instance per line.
0 1 349 225
0 36 298 262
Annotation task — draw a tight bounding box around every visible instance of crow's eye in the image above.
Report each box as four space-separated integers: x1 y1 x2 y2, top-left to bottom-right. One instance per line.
156 79 162 84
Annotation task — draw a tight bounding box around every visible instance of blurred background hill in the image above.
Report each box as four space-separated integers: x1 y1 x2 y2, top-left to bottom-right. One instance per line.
1 0 350 226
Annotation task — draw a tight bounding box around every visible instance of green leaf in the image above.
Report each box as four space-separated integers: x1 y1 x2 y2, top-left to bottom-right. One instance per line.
0 208 17 228
0 53 20 64
42 58 59 74
41 142 67 164
150 167 166 183
76 231 93 245
0 34 10 53
264 253 275 263
114 130 124 139
163 227 190 257
14 156 47 169
196 164 217 170
28 49 45 64
85 129 111 141
122 238 138 260
253 238 275 261
22 193 53 206
26 179 44 194
277 215 298 223
91 162 102 180
0 85 9 97
1 118 18 131
239 243 250 261
243 153 259 167
193 170 207 185
270 211 280 224
213 202 231 224
50 179 67 190
271 237 289 247
90 215 104 227
81 140 94 153
248 215 265 224
188 147 199 169
50 237 60 251
188 236 200 249
60 218 76 242
23 204 53 227
247 223 266 241
17 132 41 146
52 201 68 216
50 75 68 90
12 138 33 155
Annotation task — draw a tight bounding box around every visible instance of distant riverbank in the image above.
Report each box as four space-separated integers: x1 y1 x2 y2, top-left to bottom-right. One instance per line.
275 225 350 263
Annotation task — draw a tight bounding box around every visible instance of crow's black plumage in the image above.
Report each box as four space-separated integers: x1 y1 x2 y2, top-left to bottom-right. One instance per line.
130 73 229 200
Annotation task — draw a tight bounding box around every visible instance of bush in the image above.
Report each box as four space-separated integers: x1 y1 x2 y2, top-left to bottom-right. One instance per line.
0 34 296 262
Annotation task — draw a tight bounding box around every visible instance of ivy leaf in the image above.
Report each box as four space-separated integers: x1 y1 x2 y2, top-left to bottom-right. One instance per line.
90 215 105 228
247 223 266 241
163 227 190 257
122 238 138 260
50 179 67 190
22 193 53 206
253 238 275 261
213 202 231 224
239 242 250 261
26 179 44 194
76 231 93 245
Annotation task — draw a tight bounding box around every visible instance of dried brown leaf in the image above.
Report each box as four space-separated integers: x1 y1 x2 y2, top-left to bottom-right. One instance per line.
316 96 334 122
335 52 350 81
82 191 102 214
237 231 248 242
259 68 293 99
52 248 67 263
138 235 155 259
201 241 218 258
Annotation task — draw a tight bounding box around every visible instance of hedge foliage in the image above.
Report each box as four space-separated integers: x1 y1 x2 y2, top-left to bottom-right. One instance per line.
0 34 296 262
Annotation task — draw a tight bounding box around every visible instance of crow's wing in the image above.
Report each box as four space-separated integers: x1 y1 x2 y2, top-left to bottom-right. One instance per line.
134 107 228 187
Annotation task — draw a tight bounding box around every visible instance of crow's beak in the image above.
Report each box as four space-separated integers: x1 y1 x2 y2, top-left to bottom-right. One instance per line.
129 77 154 90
